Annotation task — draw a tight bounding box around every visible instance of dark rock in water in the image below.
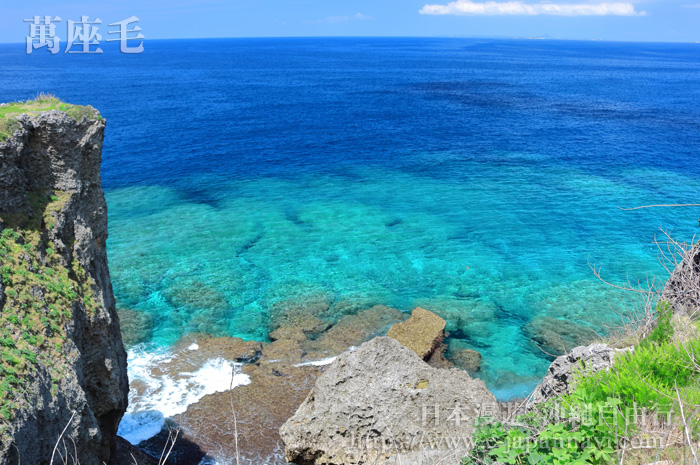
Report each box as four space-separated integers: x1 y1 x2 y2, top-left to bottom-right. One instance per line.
0 108 128 464
451 348 482 373
387 307 446 360
527 343 632 408
280 337 496 465
524 316 594 355
136 424 209 465
661 241 700 315
113 437 158 465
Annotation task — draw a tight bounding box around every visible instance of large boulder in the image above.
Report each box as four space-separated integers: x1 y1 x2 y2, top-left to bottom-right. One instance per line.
528 343 632 407
280 337 496 465
387 307 446 360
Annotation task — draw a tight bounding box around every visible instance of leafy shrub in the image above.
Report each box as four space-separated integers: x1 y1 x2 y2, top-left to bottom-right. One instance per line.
461 399 620 465
646 300 674 346
571 327 699 412
461 300 700 465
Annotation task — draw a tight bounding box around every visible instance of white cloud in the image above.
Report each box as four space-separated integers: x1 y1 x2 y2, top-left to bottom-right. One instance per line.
419 1 646 16
308 13 375 24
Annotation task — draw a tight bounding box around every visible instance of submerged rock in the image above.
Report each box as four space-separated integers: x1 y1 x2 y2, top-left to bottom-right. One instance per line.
524 316 594 355
387 307 446 360
452 348 482 373
528 343 632 407
280 337 496 465
117 307 155 347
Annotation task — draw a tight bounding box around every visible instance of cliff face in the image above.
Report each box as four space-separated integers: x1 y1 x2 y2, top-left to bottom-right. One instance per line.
0 109 128 464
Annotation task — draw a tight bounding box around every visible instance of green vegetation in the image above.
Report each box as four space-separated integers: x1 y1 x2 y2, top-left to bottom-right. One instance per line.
0 93 101 142
461 301 700 465
0 189 100 433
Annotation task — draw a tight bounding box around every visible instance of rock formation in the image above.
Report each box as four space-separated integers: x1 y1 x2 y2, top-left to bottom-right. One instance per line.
280 337 496 465
0 108 128 464
387 307 446 360
527 343 631 407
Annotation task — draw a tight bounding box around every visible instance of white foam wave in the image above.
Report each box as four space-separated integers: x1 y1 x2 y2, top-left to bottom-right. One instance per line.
118 344 250 445
294 356 338 367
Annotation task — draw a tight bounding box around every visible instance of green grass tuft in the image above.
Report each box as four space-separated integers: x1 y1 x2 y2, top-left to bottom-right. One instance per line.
0 93 101 142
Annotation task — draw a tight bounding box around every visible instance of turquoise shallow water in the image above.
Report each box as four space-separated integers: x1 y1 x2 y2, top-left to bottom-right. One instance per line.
106 158 700 397
3 37 699 397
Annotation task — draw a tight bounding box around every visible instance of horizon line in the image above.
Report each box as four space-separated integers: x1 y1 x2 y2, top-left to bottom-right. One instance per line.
1 35 700 46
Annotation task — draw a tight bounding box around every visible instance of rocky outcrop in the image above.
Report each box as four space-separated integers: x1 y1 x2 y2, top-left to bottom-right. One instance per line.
0 109 128 464
387 307 446 360
661 241 700 315
280 337 496 465
527 343 631 407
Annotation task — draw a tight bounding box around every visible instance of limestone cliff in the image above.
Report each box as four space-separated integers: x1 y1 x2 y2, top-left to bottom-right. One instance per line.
0 104 128 465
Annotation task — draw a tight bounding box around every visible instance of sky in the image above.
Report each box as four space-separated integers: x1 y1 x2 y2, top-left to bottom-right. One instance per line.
1 0 700 44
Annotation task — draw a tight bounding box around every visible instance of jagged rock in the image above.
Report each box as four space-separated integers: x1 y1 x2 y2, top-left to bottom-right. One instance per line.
387 307 446 360
113 437 158 465
280 337 497 465
661 241 700 315
0 109 128 464
528 343 632 407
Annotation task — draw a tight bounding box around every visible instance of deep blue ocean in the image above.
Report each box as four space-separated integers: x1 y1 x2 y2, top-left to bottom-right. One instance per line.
2 38 700 397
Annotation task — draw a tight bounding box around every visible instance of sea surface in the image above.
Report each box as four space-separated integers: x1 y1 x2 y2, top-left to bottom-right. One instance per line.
2 37 700 428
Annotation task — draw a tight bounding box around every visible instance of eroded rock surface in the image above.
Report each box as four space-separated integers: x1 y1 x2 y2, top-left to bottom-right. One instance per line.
0 110 128 464
280 337 496 465
387 307 446 360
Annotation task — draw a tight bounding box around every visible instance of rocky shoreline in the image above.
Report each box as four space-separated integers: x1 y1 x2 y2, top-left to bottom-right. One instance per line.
124 304 620 465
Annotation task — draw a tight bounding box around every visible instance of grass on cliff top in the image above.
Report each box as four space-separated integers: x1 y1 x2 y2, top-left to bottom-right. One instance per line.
0 93 101 142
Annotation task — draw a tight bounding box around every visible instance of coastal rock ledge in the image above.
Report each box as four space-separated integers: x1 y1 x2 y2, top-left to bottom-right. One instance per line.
280 337 496 465
0 108 128 465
